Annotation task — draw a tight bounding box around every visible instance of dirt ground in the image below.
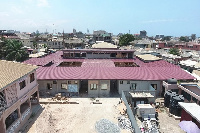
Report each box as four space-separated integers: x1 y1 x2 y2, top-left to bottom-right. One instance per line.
155 98 185 133
27 98 131 133
158 112 185 133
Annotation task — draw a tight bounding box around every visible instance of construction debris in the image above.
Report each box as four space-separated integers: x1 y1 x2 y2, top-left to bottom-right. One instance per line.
118 116 134 132
95 119 121 133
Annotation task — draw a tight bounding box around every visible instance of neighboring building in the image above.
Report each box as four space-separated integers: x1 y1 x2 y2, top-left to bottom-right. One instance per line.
191 34 196 41
92 42 118 49
47 38 64 49
157 41 200 51
179 102 200 128
131 39 151 49
155 35 164 40
163 81 200 104
23 50 195 99
0 60 39 133
93 30 112 43
140 30 147 38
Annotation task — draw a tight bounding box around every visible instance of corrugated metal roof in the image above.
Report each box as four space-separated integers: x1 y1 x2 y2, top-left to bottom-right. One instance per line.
23 50 195 81
0 60 38 89
36 66 195 80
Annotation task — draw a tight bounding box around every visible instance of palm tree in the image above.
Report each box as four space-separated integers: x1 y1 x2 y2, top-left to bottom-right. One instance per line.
0 37 6 59
5 40 28 62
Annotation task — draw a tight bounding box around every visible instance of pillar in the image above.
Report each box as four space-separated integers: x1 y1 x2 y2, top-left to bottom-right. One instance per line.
36 91 40 104
0 117 6 133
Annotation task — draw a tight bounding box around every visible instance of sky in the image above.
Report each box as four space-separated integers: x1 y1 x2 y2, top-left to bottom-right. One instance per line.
0 0 200 37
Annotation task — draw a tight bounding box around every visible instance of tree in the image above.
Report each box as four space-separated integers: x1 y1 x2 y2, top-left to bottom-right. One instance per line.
0 37 6 59
5 39 29 62
179 36 189 42
119 34 135 46
33 41 37 48
169 48 180 56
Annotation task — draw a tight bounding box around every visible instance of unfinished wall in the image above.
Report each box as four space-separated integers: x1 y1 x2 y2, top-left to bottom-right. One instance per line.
88 80 110 97
5 83 18 107
118 80 162 97
17 71 37 99
38 80 80 96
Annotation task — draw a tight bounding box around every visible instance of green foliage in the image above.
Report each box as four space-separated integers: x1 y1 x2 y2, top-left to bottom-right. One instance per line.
43 43 47 48
0 37 6 59
4 39 28 62
119 34 135 46
33 41 37 48
169 48 180 56
179 36 189 42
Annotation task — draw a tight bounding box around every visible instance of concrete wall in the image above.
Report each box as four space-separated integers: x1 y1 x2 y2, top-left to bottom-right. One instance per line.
118 80 162 97
17 71 37 99
38 80 80 95
88 80 110 97
3 71 37 107
48 41 64 49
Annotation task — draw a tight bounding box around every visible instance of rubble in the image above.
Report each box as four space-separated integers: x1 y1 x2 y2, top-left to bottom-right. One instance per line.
118 116 134 132
95 119 121 133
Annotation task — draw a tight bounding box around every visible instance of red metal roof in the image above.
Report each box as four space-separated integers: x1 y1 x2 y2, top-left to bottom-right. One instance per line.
36 66 195 80
23 50 195 80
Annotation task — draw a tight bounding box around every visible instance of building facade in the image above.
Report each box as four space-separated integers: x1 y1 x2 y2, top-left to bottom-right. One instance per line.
0 60 39 133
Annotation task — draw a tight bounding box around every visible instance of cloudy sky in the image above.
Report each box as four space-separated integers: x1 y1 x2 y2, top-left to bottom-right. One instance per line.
0 0 200 36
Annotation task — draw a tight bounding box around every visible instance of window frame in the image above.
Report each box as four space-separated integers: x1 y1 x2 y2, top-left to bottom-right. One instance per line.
30 73 35 83
61 83 68 89
101 84 108 90
47 83 52 90
90 84 98 90
120 81 123 84
19 80 26 90
151 84 157 90
130 83 137 90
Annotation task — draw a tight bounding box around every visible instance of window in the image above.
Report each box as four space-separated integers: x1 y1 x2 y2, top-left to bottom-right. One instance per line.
90 84 97 90
120 81 123 84
61 84 67 89
192 97 198 103
151 84 157 90
130 83 136 90
47 83 52 90
127 81 130 84
68 81 78 84
101 84 107 90
19 80 26 90
30 73 35 83
53 81 57 84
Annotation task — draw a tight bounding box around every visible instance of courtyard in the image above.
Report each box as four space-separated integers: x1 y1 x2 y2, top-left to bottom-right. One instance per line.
20 97 186 133
24 98 131 133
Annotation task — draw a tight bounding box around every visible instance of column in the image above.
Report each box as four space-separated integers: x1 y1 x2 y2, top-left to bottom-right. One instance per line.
36 91 40 104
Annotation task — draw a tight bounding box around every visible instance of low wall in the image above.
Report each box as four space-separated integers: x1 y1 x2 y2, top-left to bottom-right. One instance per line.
121 91 141 133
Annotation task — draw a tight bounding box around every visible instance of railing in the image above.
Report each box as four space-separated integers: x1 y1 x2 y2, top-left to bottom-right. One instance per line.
121 91 141 133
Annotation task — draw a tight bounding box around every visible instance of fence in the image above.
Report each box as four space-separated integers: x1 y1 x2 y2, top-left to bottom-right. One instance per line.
121 91 141 133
